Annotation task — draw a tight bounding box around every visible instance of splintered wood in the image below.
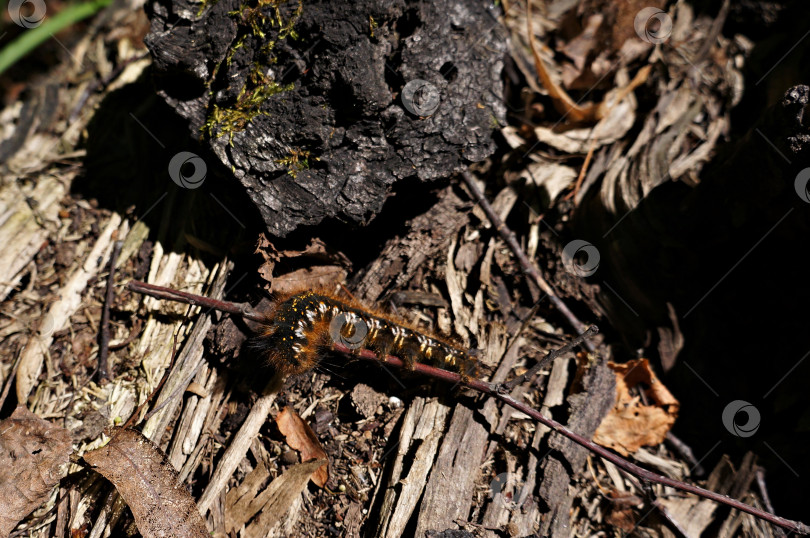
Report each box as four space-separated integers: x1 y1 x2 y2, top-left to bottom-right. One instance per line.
2 0 800 534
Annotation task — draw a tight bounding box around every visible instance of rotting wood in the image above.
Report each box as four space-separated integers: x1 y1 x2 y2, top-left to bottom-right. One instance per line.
144 0 506 237
125 280 810 535
196 374 284 515
141 261 232 445
372 397 451 538
15 214 125 403
536 358 615 536
0 175 67 303
415 403 496 535
352 185 472 304
5 5 808 533
168 365 218 470
482 354 571 533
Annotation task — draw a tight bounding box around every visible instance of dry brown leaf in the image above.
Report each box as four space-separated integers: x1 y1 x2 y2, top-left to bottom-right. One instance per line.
0 407 72 538
603 490 642 532
256 235 349 291
275 406 329 487
270 266 348 294
532 95 636 154
560 13 604 76
519 161 578 207
255 233 281 282
83 428 208 538
593 358 679 456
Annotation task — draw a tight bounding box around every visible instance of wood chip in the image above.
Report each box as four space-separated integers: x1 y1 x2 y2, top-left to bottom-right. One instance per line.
243 459 326 538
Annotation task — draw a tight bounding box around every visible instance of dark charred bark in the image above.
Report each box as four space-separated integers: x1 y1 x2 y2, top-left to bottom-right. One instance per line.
144 0 507 236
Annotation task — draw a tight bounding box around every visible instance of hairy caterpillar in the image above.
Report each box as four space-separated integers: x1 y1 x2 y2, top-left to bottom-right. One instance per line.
249 289 481 380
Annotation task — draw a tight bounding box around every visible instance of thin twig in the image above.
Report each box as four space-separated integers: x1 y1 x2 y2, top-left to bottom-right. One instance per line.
0 353 22 410
128 280 263 322
499 324 598 392
127 281 810 535
459 169 594 350
665 431 705 476
98 240 123 382
756 467 786 538
333 342 809 535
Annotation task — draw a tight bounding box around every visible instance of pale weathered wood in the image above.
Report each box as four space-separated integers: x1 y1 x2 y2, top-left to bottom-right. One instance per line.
414 403 494 535
15 214 124 402
374 397 451 538
142 261 232 445
168 365 217 470
0 175 68 303
196 374 284 514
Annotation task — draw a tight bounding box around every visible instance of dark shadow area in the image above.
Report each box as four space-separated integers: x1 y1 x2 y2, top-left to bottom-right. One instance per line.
75 67 265 264
573 0 810 519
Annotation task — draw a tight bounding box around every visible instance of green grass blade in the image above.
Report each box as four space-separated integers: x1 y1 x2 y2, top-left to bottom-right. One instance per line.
0 0 113 76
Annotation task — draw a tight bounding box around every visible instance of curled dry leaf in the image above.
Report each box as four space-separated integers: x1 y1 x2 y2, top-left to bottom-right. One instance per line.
275 406 329 487
270 266 348 294
82 428 208 538
0 407 72 538
533 97 636 154
256 235 350 292
519 161 578 207
593 358 679 456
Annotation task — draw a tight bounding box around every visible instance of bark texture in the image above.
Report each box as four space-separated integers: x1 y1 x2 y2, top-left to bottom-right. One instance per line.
145 0 507 236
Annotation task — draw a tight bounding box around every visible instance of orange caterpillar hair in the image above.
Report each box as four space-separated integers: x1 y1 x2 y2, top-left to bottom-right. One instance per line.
248 289 481 379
